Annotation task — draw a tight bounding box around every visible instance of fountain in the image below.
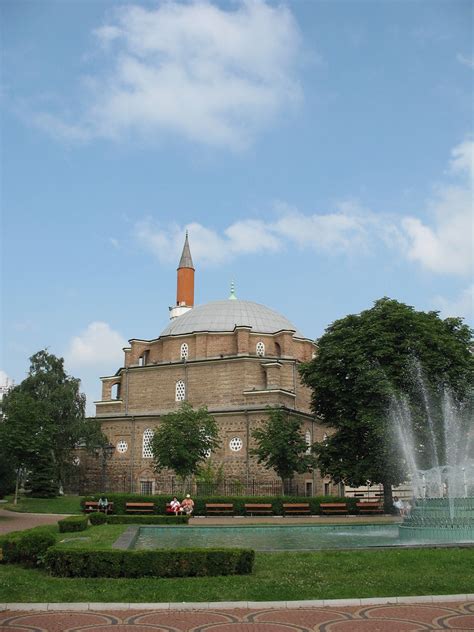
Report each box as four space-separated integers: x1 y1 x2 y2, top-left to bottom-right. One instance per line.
390 367 474 543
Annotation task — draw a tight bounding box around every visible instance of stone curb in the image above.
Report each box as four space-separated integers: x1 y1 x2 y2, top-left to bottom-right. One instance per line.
2 595 473 612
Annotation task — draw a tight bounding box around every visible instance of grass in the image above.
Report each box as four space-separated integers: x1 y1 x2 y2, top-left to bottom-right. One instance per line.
0 547 473 602
2 495 83 514
56 524 128 549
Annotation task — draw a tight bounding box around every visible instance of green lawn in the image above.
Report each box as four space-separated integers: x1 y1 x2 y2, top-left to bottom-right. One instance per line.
2 495 83 514
1 547 473 602
56 524 128 549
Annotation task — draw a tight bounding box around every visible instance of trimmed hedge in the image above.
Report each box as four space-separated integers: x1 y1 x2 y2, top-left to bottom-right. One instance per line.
107 515 189 525
45 546 255 578
81 493 360 516
58 515 88 533
1 527 57 567
89 512 108 526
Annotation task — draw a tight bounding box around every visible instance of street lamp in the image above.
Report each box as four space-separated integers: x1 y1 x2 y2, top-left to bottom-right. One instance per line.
95 442 115 493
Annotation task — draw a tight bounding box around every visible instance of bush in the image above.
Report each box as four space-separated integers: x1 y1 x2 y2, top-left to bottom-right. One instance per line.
58 516 88 533
107 515 189 525
46 547 255 578
89 512 108 526
1 527 57 567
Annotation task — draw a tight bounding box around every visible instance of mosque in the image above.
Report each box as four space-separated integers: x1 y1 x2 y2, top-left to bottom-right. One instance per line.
82 235 336 496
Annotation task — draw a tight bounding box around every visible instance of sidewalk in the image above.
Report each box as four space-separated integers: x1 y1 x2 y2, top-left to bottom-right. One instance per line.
0 509 68 534
1 597 473 630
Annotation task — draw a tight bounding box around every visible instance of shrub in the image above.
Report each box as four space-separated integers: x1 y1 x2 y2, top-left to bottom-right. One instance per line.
1 527 57 567
89 512 108 526
46 547 255 578
58 516 88 533
107 515 189 525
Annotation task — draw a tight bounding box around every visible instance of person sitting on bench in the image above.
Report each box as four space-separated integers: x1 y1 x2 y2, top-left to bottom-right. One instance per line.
181 494 194 515
169 496 183 515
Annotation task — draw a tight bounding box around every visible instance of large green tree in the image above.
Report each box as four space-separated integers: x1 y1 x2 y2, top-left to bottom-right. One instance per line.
300 298 473 508
0 350 104 498
150 402 221 488
251 407 319 492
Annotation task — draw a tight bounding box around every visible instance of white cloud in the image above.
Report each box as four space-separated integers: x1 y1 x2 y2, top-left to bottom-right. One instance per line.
0 370 14 390
64 322 127 371
433 285 474 320
457 53 474 69
401 137 473 277
34 1 302 149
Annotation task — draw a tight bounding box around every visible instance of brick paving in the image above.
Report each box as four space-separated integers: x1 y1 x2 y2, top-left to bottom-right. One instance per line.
1 601 473 630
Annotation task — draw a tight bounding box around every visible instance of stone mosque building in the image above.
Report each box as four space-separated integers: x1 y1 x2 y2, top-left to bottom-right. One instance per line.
83 235 334 496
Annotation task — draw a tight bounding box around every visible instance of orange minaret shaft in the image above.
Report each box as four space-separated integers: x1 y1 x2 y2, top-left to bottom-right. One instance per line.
176 232 194 307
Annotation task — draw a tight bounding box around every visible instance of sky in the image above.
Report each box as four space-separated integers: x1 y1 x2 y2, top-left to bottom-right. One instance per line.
1 0 473 414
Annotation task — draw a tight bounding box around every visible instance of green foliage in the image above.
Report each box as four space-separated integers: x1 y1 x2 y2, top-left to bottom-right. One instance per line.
0 446 16 498
150 402 221 481
0 350 107 495
89 512 108 525
251 407 319 484
300 298 474 504
26 454 58 498
1 526 57 567
58 516 88 533
45 547 255 578
107 515 189 525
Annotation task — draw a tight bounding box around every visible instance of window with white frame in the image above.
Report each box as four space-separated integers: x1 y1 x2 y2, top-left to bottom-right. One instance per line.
117 440 128 454
142 428 154 458
256 341 265 357
305 430 312 454
229 437 243 452
180 343 189 360
176 379 186 401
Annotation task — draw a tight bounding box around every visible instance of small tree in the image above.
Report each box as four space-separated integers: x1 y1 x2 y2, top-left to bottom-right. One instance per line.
150 402 220 490
251 407 318 493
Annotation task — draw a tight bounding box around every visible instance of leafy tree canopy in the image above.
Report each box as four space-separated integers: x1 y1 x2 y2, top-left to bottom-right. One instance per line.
300 298 473 503
251 407 318 485
0 350 105 496
150 402 221 482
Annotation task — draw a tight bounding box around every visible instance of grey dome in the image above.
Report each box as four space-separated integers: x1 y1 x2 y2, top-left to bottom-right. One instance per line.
161 300 306 338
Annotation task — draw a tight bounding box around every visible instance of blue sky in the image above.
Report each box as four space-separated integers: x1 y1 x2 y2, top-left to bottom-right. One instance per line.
1 0 473 413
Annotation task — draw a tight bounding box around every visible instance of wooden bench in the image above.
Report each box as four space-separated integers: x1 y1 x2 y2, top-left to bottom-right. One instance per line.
84 501 114 514
244 503 273 516
283 503 310 516
126 502 155 514
205 503 234 515
320 502 348 515
356 502 383 514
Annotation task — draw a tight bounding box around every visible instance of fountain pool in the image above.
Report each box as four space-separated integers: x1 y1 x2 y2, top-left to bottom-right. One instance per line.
129 523 473 552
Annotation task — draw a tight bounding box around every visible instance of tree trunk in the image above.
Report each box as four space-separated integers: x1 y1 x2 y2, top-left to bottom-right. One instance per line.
13 467 21 505
382 479 394 513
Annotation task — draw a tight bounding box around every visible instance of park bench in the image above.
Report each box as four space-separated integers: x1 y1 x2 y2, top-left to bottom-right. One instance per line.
84 501 114 514
125 502 155 514
356 502 383 514
244 503 273 516
205 503 234 515
283 503 310 516
320 502 348 515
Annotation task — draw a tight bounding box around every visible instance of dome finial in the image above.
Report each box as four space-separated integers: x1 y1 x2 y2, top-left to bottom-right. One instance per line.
229 280 237 300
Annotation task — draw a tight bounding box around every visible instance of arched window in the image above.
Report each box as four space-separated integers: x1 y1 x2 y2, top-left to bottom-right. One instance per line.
176 380 186 402
180 343 189 360
305 430 311 454
256 341 265 357
142 429 154 458
138 350 150 366
275 342 281 357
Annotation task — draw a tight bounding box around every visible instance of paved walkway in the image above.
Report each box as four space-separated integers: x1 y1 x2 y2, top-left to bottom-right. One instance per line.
1 599 473 630
0 509 69 534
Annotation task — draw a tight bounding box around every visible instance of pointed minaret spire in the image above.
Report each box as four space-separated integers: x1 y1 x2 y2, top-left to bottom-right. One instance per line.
169 232 195 320
229 280 237 300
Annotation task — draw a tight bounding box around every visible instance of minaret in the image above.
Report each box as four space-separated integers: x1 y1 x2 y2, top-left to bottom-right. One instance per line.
169 232 195 320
